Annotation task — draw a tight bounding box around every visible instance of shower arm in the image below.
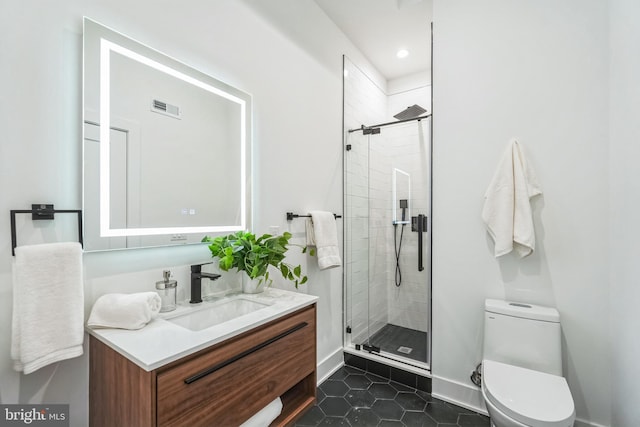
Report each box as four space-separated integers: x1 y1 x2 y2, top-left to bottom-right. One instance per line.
347 114 432 134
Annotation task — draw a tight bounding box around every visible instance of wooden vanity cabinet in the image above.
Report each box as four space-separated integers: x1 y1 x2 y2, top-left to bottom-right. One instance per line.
90 304 317 427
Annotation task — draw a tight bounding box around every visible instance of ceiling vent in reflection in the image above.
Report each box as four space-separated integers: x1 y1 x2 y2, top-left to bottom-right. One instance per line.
151 99 182 120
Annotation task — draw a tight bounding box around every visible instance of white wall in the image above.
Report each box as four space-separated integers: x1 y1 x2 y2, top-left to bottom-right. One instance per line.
609 1 640 426
0 1 362 425
431 1 611 425
388 71 431 100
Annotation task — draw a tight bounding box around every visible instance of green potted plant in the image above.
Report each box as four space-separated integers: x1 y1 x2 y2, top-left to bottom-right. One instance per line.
202 231 311 293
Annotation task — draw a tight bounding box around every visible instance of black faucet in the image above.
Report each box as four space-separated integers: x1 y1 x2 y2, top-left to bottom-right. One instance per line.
190 262 221 304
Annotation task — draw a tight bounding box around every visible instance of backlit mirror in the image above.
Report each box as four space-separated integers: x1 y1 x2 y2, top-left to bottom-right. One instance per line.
83 18 251 251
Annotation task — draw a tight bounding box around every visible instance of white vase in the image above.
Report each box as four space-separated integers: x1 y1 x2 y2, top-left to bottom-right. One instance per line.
242 273 265 294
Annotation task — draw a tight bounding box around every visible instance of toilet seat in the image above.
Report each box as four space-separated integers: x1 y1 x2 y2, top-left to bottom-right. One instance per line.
483 360 575 427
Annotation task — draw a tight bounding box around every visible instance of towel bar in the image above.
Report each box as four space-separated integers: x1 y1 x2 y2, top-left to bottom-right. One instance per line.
10 204 83 256
286 212 342 221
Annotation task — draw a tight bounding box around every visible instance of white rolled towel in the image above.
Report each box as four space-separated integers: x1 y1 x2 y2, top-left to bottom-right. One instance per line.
87 292 161 330
240 398 283 427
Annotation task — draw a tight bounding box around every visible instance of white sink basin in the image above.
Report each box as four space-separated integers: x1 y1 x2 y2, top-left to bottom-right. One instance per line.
168 297 271 331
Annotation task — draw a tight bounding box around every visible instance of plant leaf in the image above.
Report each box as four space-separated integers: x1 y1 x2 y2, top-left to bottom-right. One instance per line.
203 230 308 287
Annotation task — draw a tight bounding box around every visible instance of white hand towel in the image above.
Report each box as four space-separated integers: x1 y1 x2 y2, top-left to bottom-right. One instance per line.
305 218 316 247
11 242 84 374
239 397 283 427
87 292 161 330
309 211 341 270
482 139 542 258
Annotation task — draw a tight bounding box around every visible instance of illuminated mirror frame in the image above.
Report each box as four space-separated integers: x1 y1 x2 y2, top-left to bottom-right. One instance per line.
83 18 251 246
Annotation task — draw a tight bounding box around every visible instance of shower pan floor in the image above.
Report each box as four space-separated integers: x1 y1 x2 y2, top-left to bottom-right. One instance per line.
369 324 427 364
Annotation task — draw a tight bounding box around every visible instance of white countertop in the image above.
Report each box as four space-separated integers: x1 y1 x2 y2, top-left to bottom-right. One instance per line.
86 288 318 371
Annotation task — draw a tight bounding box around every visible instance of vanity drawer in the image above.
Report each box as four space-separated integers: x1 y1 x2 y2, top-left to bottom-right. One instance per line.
156 306 316 427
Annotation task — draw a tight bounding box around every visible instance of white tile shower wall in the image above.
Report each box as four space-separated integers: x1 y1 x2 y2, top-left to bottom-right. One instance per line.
344 57 388 341
369 149 393 336
383 118 431 333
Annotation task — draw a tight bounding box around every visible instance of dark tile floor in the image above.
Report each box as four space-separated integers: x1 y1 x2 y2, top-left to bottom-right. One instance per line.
368 324 428 364
295 366 490 427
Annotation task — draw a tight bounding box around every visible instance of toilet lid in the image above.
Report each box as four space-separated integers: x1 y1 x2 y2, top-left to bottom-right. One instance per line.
483 360 575 427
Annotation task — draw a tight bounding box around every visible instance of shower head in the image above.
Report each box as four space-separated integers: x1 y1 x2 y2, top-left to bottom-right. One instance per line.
393 104 427 121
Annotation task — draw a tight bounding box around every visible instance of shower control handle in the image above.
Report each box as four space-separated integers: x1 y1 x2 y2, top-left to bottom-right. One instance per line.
411 215 428 232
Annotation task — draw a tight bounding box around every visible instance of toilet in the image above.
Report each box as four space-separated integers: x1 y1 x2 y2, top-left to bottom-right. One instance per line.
481 299 576 427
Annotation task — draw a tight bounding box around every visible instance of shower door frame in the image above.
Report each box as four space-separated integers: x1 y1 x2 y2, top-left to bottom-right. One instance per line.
343 116 433 375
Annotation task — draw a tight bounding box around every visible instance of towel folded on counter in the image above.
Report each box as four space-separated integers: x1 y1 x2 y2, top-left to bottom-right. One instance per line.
87 292 161 330
308 211 341 270
12 242 84 374
482 139 542 258
239 398 283 427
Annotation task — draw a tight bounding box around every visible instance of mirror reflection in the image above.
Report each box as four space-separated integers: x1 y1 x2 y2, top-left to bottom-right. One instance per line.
83 18 251 251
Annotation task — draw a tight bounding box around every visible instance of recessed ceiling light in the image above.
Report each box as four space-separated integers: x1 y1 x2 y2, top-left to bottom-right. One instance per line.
397 49 409 59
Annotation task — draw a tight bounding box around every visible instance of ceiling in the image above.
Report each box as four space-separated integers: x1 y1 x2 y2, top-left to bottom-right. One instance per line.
313 0 433 81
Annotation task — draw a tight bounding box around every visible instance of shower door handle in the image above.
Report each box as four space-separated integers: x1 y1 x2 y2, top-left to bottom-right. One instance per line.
418 214 425 272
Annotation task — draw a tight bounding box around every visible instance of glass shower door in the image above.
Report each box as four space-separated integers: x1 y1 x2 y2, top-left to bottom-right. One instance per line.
344 119 431 370
344 129 371 353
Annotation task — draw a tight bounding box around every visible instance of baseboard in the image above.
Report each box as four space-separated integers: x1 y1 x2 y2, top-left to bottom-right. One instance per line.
431 375 487 415
316 347 344 384
574 418 609 427
432 376 610 427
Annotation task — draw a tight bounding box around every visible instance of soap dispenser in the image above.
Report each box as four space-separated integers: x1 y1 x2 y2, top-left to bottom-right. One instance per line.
156 270 177 312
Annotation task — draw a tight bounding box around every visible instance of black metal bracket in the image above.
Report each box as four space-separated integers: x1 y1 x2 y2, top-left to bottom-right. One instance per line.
31 204 55 220
362 127 381 135
286 212 342 221
10 205 83 256
362 344 381 354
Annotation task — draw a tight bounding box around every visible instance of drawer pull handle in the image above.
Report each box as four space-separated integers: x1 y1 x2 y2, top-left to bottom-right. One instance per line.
184 321 308 384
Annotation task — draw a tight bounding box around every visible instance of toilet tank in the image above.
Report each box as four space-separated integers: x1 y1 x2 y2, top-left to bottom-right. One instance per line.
483 299 563 376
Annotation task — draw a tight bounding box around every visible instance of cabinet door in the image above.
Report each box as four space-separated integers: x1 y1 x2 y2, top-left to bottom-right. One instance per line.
156 306 316 427
89 336 156 427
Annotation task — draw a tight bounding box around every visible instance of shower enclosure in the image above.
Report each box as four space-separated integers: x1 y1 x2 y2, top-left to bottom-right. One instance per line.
343 57 432 372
